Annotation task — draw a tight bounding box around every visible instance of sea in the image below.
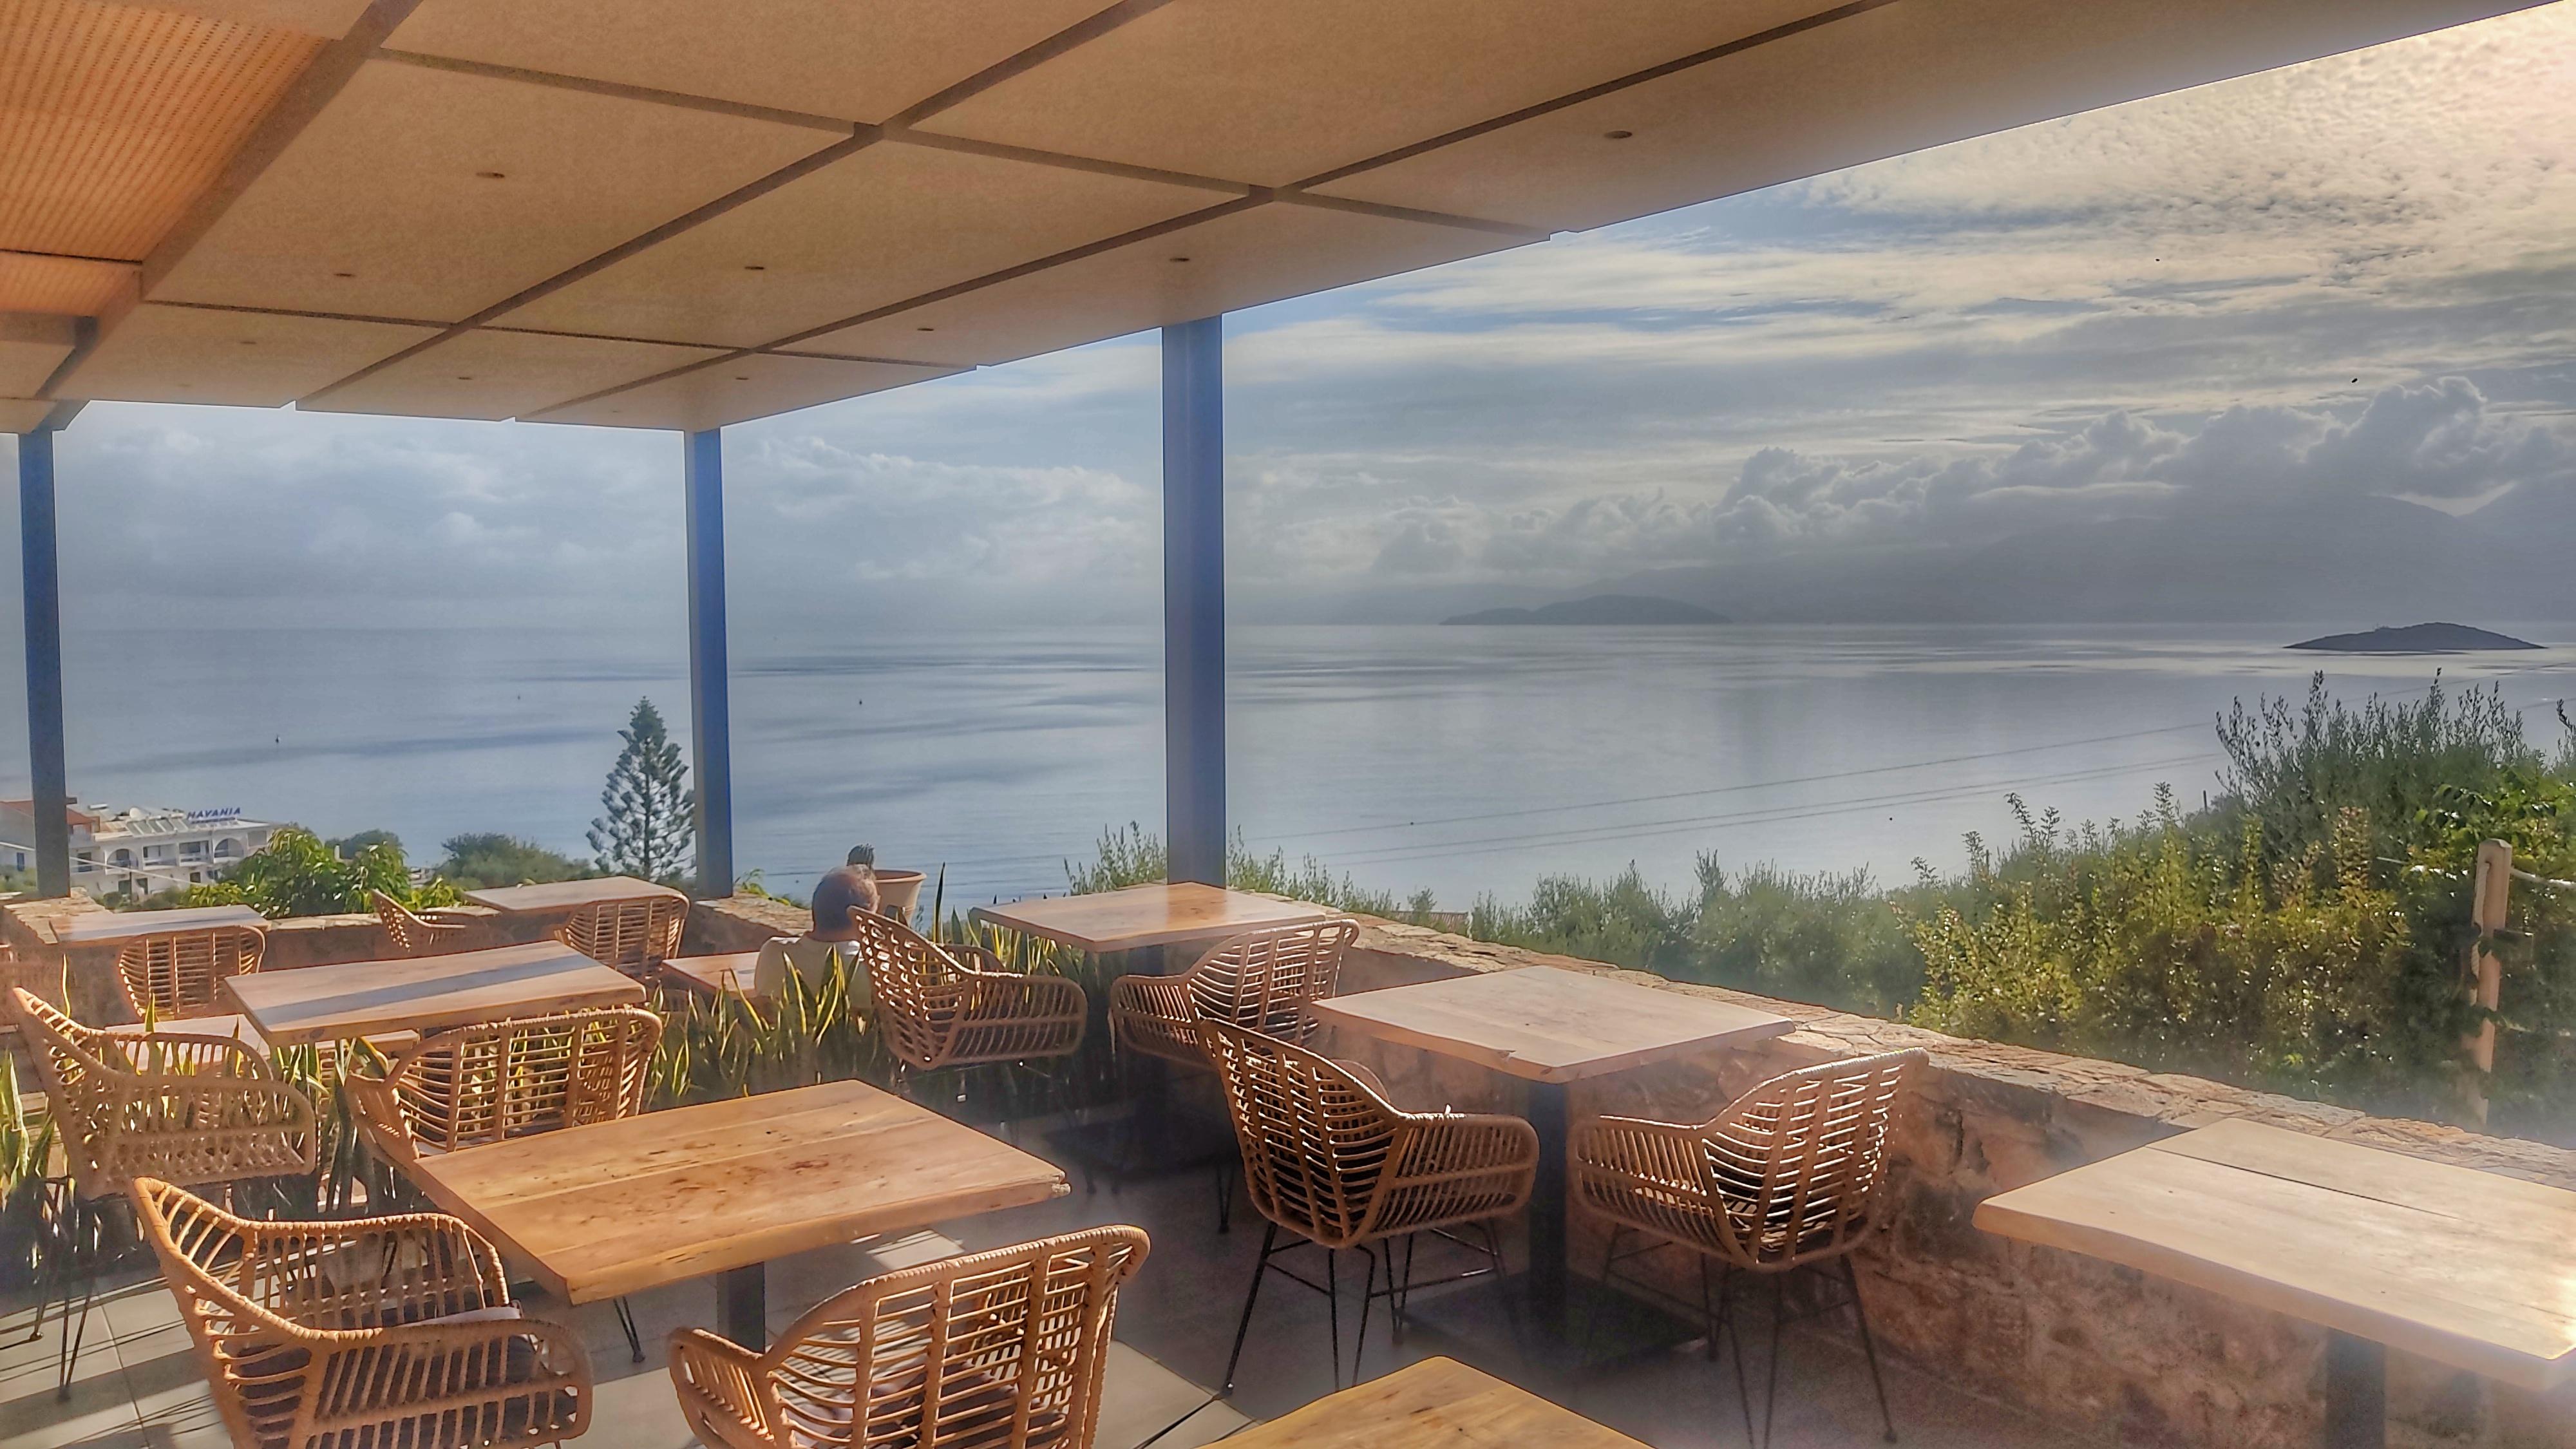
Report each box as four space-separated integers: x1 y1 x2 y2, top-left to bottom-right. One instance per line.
8 623 2574 912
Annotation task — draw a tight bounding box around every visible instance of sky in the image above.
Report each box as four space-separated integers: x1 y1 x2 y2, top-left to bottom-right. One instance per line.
5 2 2574 636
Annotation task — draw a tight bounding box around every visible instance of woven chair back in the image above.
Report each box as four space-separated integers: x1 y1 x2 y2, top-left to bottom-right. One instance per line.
840 908 964 1065
1189 918 1358 1040
371 889 459 955
553 894 686 974
1197 1019 1405 1248
759 1225 1145 1449
10 986 315 1195
114 923 264 1020
131 1176 583 1449
1701 1048 1922 1270
355 1007 661 1159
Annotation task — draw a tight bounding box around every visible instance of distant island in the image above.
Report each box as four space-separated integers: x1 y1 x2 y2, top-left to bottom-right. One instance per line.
2287 622 2541 653
1443 594 1727 626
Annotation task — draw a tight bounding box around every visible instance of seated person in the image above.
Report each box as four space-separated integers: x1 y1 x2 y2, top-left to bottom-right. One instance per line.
752 859 879 998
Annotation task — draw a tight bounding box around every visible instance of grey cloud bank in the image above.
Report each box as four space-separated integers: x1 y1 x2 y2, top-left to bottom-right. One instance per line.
4 4 2572 638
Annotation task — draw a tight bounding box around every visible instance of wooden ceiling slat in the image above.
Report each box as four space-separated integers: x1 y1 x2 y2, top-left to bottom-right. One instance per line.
0 0 320 263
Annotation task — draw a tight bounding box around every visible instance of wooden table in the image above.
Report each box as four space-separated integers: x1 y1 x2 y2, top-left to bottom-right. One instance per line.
458 876 683 913
1976 1118 2576 1448
658 950 762 998
54 904 266 945
404 1079 1068 1347
1309 966 1795 1343
971 882 1332 956
220 942 644 1046
1222 1356 1649 1448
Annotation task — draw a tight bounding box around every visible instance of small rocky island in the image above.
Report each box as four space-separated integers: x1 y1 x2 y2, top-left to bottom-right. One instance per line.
2287 622 2541 653
1444 593 1727 625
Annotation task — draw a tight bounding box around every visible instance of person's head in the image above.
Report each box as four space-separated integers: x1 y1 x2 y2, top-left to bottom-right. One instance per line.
809 864 880 940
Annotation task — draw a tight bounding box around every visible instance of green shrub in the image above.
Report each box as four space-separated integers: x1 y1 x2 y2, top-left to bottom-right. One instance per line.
184 826 459 918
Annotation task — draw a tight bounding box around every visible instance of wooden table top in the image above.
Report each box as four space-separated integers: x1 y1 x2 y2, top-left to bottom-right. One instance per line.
1222 1357 1648 1448
404 1079 1069 1303
220 942 644 1046
1307 965 1795 1084
55 904 267 944
970 882 1333 954
658 951 761 996
459 876 684 912
1975 1118 2576 1392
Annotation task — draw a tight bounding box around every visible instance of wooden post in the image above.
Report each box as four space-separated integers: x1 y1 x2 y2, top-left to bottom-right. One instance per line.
2459 838 2512 1127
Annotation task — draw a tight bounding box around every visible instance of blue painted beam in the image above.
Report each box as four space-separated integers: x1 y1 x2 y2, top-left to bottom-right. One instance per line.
683 428 735 900
17 429 70 897
1163 317 1226 886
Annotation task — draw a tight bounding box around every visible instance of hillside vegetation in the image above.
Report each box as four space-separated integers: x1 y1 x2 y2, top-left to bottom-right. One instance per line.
1090 676 2576 1143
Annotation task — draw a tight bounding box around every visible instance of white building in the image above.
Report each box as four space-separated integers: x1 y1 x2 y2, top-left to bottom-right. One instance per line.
0 800 276 897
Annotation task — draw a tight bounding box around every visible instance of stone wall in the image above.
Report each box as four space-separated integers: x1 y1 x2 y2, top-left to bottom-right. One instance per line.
1321 918 2576 1449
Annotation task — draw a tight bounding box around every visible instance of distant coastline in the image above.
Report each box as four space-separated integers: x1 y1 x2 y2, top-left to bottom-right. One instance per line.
2286 622 2540 653
1443 594 1727 626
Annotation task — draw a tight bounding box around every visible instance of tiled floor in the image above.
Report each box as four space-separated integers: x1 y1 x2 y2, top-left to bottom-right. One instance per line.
1 1120 2090 1449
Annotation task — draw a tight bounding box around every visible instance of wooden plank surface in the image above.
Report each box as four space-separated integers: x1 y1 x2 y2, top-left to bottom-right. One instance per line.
459 876 684 912
658 950 762 997
1306 965 1795 1084
971 882 1332 954
1974 1118 2576 1391
405 1079 1068 1303
1220 1357 1649 1448
55 904 267 943
220 941 643 1046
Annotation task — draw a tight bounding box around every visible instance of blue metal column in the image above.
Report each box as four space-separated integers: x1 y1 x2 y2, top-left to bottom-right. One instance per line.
683 428 734 900
1162 317 1226 886
17 429 70 897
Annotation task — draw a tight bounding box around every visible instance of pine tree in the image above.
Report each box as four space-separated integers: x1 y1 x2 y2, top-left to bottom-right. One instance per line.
589 697 695 884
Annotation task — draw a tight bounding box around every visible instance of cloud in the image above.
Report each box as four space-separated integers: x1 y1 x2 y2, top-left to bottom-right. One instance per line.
7 5 2573 632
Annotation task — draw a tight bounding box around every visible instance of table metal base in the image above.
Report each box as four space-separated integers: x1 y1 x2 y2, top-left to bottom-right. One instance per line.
1399 1269 1707 1376
720 1263 766 1349
2325 1331 2385 1449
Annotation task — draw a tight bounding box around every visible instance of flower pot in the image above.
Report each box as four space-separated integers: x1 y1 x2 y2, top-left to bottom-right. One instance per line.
873 868 925 918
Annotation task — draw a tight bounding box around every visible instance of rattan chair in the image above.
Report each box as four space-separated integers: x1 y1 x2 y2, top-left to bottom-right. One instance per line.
1110 918 1359 1228
112 921 265 1020
553 892 687 976
346 1007 661 1360
8 986 317 1396
372 887 469 956
844 909 1086 1084
1572 1048 1926 1446
1109 918 1359 1065
1197 1019 1537 1392
131 1176 591 1449
669 1224 1146 1449
345 1007 662 1163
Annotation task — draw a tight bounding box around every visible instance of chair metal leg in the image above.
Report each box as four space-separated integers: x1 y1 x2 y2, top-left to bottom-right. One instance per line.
614 1296 645 1364
1717 1263 1754 1447
53 1256 95 1401
1761 1274 1786 1449
1213 1161 1232 1235
1325 1247 1343 1390
1222 1221 1278 1396
1841 1256 1898 1443
1352 1245 1377 1385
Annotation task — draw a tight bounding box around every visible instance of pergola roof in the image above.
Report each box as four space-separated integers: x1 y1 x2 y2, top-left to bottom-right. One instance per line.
1 0 2543 435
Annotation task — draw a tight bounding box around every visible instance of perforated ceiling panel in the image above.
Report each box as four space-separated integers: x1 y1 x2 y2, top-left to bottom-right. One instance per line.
531 351 960 431
149 57 846 323
387 0 1123 126
0 0 322 261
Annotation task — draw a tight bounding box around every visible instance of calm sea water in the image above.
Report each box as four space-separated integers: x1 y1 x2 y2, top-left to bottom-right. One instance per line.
6 623 2573 911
